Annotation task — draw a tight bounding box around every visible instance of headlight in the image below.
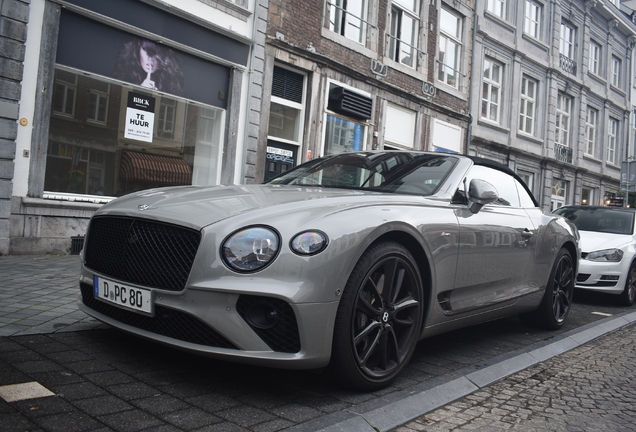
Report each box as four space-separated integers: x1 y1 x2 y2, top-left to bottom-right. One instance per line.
584 248 624 262
222 226 280 272
290 231 328 255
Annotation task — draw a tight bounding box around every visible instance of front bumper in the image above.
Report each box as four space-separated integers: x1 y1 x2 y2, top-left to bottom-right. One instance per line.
575 259 628 295
78 268 339 369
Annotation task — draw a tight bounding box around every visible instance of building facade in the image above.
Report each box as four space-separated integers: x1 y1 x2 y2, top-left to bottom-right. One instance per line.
2 0 268 255
469 0 636 210
258 0 475 183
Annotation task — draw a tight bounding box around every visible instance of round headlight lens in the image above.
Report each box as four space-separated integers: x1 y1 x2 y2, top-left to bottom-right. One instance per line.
291 231 328 255
222 227 279 272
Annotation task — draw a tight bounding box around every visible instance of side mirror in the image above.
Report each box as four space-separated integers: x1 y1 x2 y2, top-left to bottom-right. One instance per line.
467 178 498 214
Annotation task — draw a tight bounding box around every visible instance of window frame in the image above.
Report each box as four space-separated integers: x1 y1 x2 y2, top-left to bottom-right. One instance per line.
523 0 541 39
555 93 571 147
86 89 109 124
588 40 601 76
559 22 575 60
52 72 77 118
607 117 618 165
388 1 420 69
519 75 537 135
437 7 463 89
486 0 505 19
611 56 621 88
585 107 597 157
481 57 503 124
327 0 369 45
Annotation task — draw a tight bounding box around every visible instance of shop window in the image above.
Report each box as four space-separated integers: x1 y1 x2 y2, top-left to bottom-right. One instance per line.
45 67 225 198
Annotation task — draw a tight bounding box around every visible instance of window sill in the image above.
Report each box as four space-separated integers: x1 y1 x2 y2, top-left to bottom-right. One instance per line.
582 154 601 164
515 131 543 145
321 28 376 59
484 11 516 33
521 33 549 52
385 57 426 81
477 118 509 134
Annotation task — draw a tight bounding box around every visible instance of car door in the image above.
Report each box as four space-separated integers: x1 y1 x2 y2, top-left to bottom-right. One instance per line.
449 165 537 314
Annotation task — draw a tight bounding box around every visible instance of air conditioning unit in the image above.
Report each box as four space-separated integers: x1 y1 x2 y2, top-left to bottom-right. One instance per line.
328 86 373 121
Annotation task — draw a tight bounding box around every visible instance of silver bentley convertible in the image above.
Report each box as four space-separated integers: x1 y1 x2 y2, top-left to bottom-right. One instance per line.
78 151 579 390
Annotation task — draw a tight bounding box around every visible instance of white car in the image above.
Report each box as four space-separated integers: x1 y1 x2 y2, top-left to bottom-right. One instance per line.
554 206 636 306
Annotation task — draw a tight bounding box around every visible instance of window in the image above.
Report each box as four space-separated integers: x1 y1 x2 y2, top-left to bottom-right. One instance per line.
481 58 502 123
523 1 540 38
551 179 567 211
589 41 600 75
384 104 416 149
52 69 77 117
438 8 462 88
608 118 618 165
388 1 419 68
45 66 225 197
324 115 366 154
487 0 505 18
519 76 536 135
517 170 534 192
585 107 597 156
559 23 575 59
611 56 621 87
555 93 571 147
328 0 367 44
268 66 305 144
157 98 177 139
581 187 592 205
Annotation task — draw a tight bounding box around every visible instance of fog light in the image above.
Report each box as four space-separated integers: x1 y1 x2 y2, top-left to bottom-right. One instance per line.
244 302 279 329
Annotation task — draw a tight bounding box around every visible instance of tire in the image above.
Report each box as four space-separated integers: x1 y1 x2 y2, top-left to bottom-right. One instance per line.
521 248 574 330
327 241 424 391
619 262 636 306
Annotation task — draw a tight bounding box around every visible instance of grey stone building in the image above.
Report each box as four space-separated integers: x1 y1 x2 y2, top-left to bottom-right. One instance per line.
1 0 268 255
469 0 636 210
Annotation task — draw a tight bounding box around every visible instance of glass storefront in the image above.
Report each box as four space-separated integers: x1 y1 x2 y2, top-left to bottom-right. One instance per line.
45 66 225 198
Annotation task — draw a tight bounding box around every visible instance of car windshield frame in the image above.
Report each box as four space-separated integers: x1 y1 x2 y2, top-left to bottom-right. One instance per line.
554 207 636 235
266 152 458 196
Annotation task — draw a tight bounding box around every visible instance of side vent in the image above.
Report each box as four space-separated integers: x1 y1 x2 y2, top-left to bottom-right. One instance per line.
328 86 373 121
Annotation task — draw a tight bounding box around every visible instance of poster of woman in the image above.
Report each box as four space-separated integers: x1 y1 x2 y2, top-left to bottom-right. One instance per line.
112 38 185 97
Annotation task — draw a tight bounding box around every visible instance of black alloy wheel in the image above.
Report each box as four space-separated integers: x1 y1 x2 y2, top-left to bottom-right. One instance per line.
551 250 574 324
521 247 574 330
328 242 424 391
619 262 636 306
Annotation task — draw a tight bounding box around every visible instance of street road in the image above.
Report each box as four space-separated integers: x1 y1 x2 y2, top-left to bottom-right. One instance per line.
1 285 634 432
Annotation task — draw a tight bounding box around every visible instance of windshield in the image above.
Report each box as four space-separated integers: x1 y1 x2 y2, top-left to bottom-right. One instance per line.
267 152 457 195
554 207 635 235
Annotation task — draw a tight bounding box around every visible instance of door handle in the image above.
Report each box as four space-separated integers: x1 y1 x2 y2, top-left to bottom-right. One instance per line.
521 229 533 239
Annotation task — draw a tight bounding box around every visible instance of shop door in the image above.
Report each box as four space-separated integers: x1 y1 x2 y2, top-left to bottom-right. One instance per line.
264 141 298 181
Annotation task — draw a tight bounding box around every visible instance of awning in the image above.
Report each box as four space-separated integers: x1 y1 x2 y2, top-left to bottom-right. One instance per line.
120 150 192 185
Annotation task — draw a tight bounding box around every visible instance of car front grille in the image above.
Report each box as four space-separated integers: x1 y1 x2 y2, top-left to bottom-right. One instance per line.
80 283 237 349
236 295 301 353
84 216 201 292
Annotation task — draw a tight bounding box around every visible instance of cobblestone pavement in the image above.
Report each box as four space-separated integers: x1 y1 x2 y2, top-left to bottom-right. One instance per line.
393 322 636 432
2 254 636 432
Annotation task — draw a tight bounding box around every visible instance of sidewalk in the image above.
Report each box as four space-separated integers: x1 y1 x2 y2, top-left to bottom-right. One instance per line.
0 255 105 337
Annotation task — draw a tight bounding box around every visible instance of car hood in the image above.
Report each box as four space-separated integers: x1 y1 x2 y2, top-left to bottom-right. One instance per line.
95 184 421 230
578 230 634 252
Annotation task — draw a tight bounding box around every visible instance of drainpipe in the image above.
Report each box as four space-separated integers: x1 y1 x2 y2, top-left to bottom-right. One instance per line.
466 0 479 156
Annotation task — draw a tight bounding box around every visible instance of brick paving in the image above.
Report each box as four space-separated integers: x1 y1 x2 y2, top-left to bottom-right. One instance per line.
393 322 636 432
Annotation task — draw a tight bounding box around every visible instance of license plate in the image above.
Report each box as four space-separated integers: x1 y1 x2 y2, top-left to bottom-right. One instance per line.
93 276 153 314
